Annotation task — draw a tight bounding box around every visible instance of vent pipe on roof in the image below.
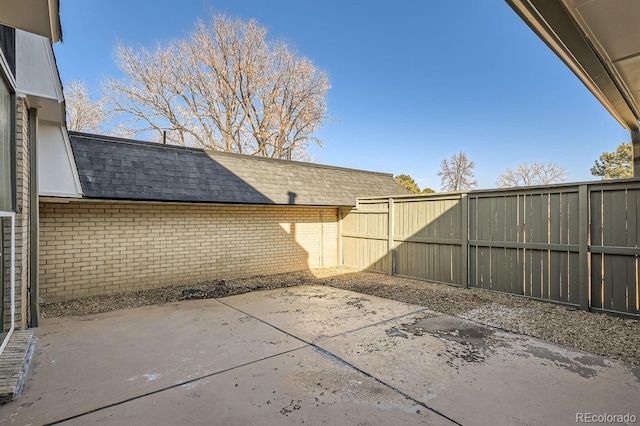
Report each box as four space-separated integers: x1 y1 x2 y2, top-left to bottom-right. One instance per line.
163 131 167 144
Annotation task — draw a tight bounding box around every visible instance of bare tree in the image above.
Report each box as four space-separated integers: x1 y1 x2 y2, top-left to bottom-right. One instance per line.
496 162 567 187
438 151 477 192
108 123 138 140
103 14 329 160
65 80 105 132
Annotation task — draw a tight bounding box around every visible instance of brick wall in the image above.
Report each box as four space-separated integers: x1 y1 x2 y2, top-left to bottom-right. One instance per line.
39 201 339 301
2 98 30 329
15 99 29 327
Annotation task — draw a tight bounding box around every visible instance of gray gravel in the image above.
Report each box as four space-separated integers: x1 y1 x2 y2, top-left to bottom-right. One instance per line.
41 267 640 366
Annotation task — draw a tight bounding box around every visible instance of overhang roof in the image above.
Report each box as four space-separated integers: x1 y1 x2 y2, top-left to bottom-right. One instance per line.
0 0 62 42
68 132 409 207
16 30 65 123
506 0 640 130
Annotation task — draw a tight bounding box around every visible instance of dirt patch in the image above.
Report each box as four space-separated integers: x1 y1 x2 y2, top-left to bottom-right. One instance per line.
41 267 640 366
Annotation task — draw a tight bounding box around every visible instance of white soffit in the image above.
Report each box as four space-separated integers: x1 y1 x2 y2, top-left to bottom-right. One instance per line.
39 123 83 198
0 0 61 42
15 29 65 124
563 0 640 128
506 0 640 130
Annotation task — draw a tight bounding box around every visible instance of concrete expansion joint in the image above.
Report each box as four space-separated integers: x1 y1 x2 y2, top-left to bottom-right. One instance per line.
215 300 462 426
41 345 306 426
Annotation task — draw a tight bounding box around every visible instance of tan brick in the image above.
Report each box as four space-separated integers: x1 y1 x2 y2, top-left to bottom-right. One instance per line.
39 201 339 301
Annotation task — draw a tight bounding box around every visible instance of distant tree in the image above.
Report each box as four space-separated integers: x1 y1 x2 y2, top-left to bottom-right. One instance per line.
65 80 105 132
438 151 477 192
496 162 567 187
590 142 633 179
104 14 329 160
395 174 421 193
394 174 436 194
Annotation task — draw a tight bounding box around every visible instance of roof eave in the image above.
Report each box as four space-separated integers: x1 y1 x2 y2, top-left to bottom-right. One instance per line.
505 0 639 131
0 0 62 43
39 195 356 209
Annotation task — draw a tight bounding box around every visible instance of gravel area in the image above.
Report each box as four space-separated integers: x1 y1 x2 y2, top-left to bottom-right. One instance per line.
41 267 640 366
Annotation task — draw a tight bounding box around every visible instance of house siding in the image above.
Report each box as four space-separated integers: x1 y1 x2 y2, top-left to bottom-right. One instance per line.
39 201 339 301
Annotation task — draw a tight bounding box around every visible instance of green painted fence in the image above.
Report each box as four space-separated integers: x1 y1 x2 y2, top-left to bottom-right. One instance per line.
340 180 640 317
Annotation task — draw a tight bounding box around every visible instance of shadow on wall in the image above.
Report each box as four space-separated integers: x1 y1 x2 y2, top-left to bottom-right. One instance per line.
40 157 339 303
342 193 572 294
39 199 342 302
341 194 463 285
37 133 348 302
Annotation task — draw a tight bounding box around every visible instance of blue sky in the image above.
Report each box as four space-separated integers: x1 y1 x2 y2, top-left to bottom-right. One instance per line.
54 0 630 191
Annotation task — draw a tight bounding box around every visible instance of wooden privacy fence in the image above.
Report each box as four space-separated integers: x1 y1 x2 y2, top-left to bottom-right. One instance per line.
340 179 640 317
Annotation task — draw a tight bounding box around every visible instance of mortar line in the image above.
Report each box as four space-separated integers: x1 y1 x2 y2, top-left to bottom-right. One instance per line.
42 345 307 426
217 299 462 426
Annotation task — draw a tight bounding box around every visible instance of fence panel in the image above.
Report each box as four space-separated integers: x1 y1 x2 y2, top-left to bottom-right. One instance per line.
589 183 640 315
340 201 390 273
466 188 582 307
393 196 463 285
341 180 640 317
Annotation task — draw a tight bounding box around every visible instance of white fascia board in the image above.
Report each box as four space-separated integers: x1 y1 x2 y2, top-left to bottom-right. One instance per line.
38 123 83 198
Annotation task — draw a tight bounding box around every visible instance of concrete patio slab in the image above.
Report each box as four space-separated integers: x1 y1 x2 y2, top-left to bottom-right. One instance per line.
1 298 305 425
220 285 427 342
318 311 640 426
71 346 449 426
0 285 637 425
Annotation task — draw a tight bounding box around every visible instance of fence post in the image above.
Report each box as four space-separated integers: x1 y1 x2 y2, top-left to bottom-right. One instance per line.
337 208 343 267
461 194 469 288
578 185 590 311
632 129 640 177
388 197 395 275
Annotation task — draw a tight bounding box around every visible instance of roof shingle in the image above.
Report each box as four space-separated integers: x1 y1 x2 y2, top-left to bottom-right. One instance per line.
69 132 408 206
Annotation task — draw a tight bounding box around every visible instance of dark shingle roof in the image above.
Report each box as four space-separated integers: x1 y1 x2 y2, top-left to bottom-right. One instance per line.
69 132 408 206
